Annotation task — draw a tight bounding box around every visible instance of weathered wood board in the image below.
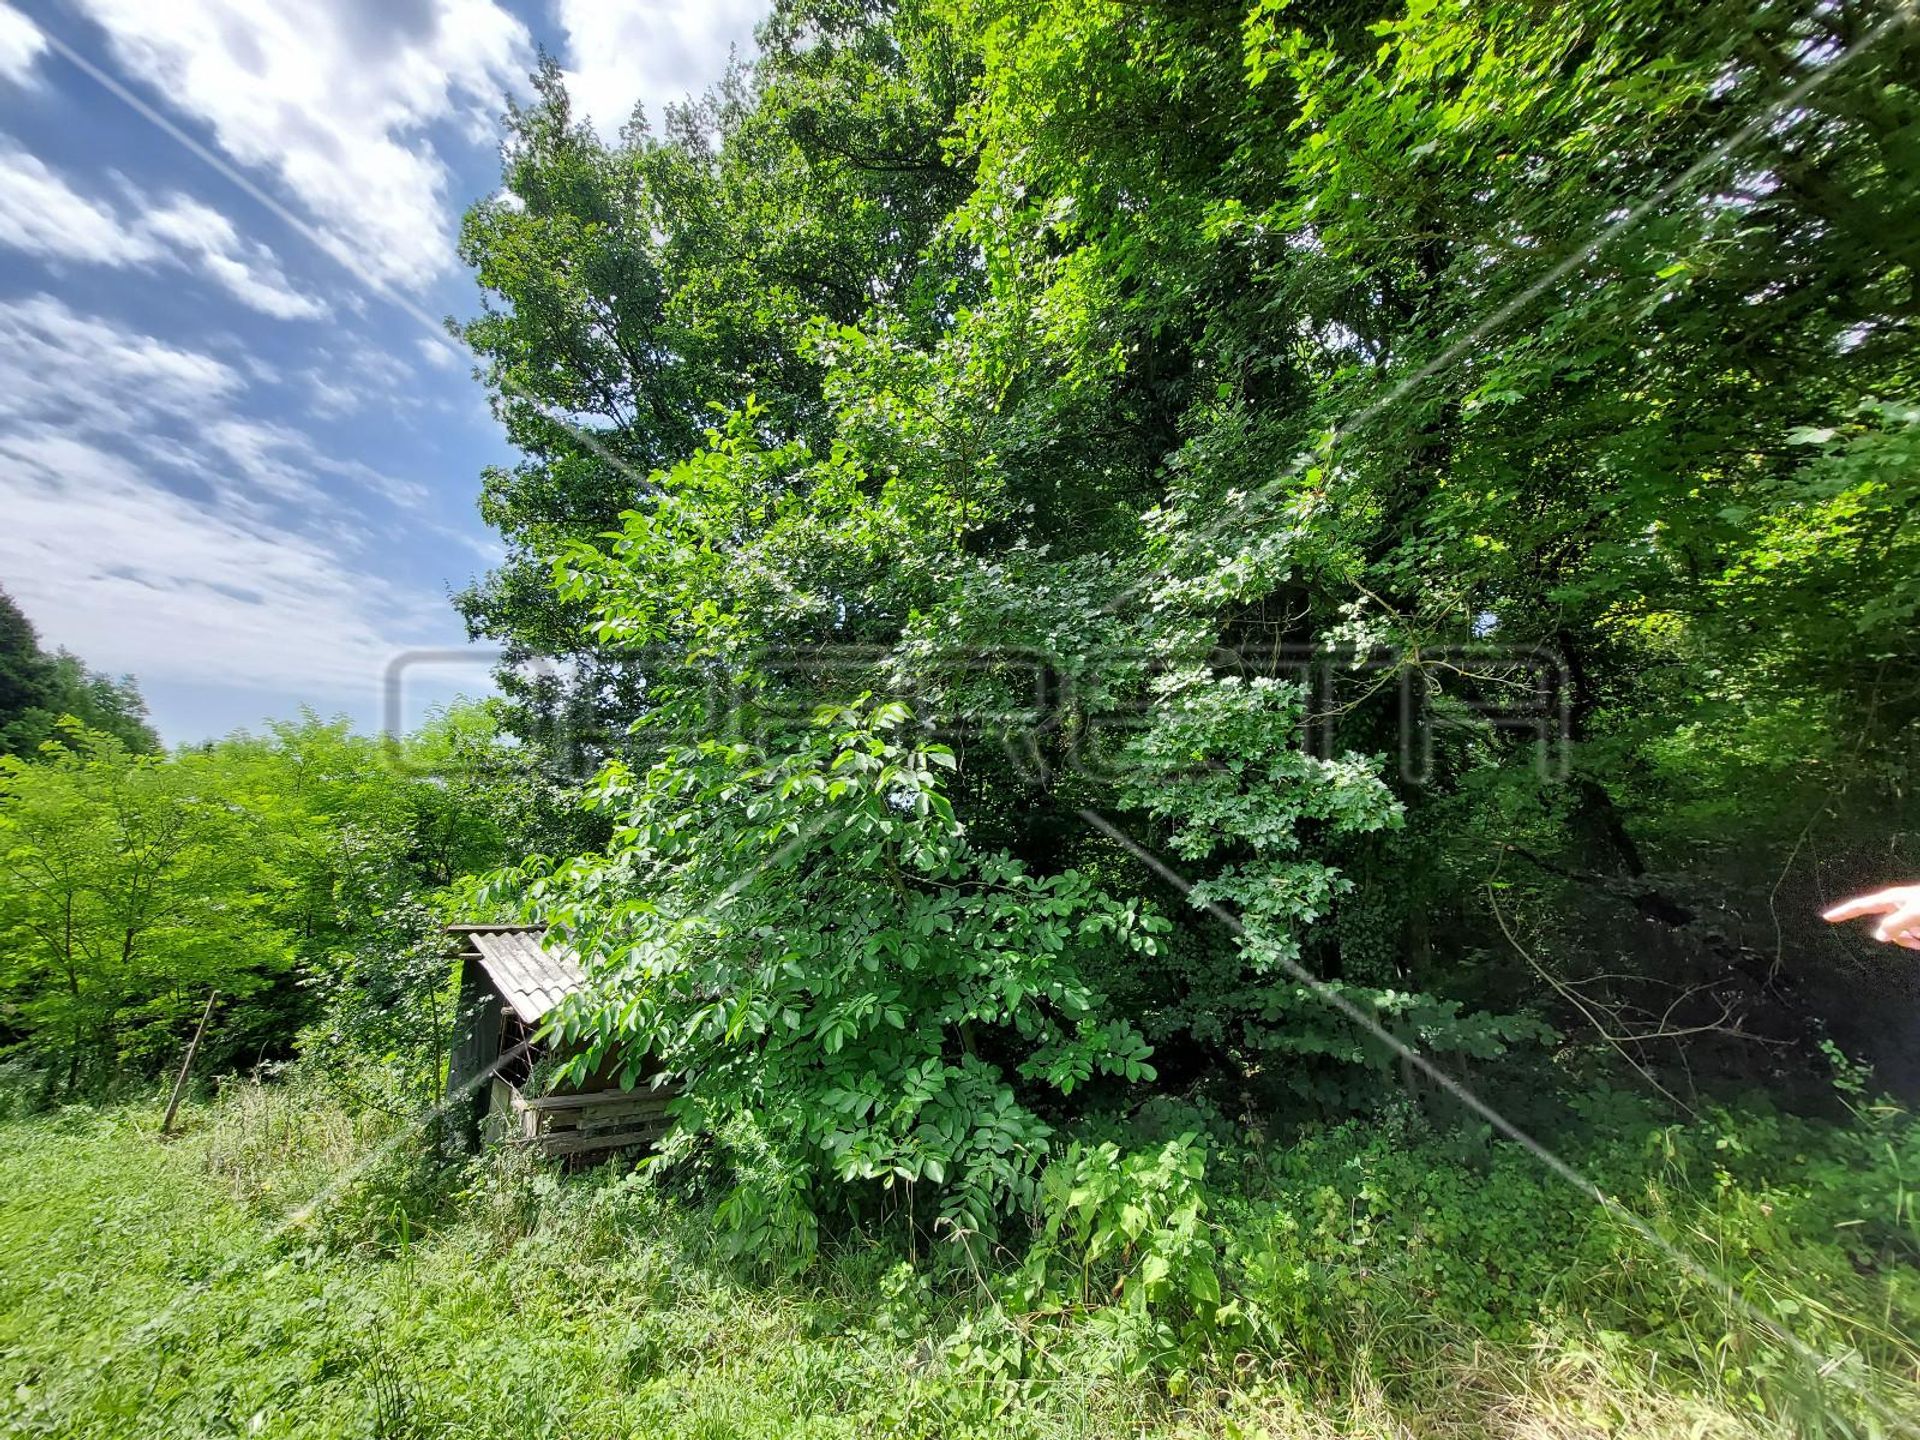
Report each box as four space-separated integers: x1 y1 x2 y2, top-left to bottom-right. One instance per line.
510 1084 680 1158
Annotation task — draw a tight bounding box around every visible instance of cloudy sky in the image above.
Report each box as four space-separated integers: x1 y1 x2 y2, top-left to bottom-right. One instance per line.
0 0 765 744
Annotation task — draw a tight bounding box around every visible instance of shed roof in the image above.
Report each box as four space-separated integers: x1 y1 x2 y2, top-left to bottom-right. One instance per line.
455 925 585 1025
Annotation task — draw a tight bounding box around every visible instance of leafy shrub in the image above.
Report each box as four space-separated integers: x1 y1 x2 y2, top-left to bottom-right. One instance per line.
1119 669 1555 1102
1010 1134 1228 1371
522 697 1167 1260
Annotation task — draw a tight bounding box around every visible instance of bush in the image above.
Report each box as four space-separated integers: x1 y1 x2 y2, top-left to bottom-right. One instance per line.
523 697 1167 1259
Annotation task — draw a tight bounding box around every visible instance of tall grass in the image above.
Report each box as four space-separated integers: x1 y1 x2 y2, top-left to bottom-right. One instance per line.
1 1077 1915 1439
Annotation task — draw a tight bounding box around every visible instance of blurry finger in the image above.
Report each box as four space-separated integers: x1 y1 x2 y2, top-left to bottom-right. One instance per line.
1872 910 1920 944
1823 890 1905 922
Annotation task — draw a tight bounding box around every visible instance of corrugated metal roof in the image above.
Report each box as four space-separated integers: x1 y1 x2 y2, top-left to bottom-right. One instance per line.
466 927 586 1025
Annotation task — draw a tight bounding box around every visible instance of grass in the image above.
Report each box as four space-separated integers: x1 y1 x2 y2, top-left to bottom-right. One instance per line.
2 1077 1917 1439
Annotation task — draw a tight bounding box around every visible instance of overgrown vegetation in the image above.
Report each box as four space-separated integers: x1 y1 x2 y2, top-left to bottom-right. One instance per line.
445 0 1920 1246
0 707 578 1098
3 0 1918 1433
2 1082 1914 1438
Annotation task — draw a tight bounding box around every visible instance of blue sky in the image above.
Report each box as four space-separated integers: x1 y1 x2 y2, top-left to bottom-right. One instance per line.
0 0 766 745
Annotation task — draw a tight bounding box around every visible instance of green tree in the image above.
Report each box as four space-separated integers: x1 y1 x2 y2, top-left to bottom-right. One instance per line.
522 695 1163 1255
453 15 973 757
297 703 587 1109
0 588 56 745
0 588 156 757
0 727 294 1089
456 0 1920 1147
0 708 555 1096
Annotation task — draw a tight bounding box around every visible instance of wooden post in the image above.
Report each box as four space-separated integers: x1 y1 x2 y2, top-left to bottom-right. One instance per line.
161 989 217 1137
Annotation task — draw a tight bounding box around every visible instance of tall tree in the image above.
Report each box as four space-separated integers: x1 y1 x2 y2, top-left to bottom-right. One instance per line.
0 588 58 754
0 728 291 1088
454 19 974 761
0 586 158 756
455 0 1920 1214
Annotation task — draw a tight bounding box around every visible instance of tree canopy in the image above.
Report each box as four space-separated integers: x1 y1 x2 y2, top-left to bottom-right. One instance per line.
0 587 156 757
450 0 1920 1241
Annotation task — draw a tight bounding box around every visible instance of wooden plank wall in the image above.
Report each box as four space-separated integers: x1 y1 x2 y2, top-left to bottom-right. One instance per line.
514 1085 678 1158
444 958 504 1154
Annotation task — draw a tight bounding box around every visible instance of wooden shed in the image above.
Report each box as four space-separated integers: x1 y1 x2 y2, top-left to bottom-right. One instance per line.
444 923 675 1158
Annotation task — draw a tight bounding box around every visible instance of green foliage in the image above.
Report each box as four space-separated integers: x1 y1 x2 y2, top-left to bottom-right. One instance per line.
0 705 554 1097
1016 1135 1226 1349
520 695 1165 1255
453 30 971 751
1118 668 1551 1091
0 725 296 1086
296 704 579 1111
451 0 1920 1113
4 1087 1917 1438
15 10 1920 1434
0 586 156 757
1221 1093 1920 1431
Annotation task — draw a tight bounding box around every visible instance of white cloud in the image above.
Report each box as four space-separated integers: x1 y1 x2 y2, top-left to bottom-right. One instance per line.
0 433 443 695
0 142 326 318
204 415 427 512
0 3 44 85
298 339 424 419
558 0 765 142
0 293 243 428
71 0 533 291
417 334 466 370
0 144 149 263
0 293 419 520
0 296 449 701
140 195 327 319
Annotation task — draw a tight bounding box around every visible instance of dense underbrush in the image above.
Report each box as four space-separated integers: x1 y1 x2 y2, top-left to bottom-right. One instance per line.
2 1072 1916 1439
